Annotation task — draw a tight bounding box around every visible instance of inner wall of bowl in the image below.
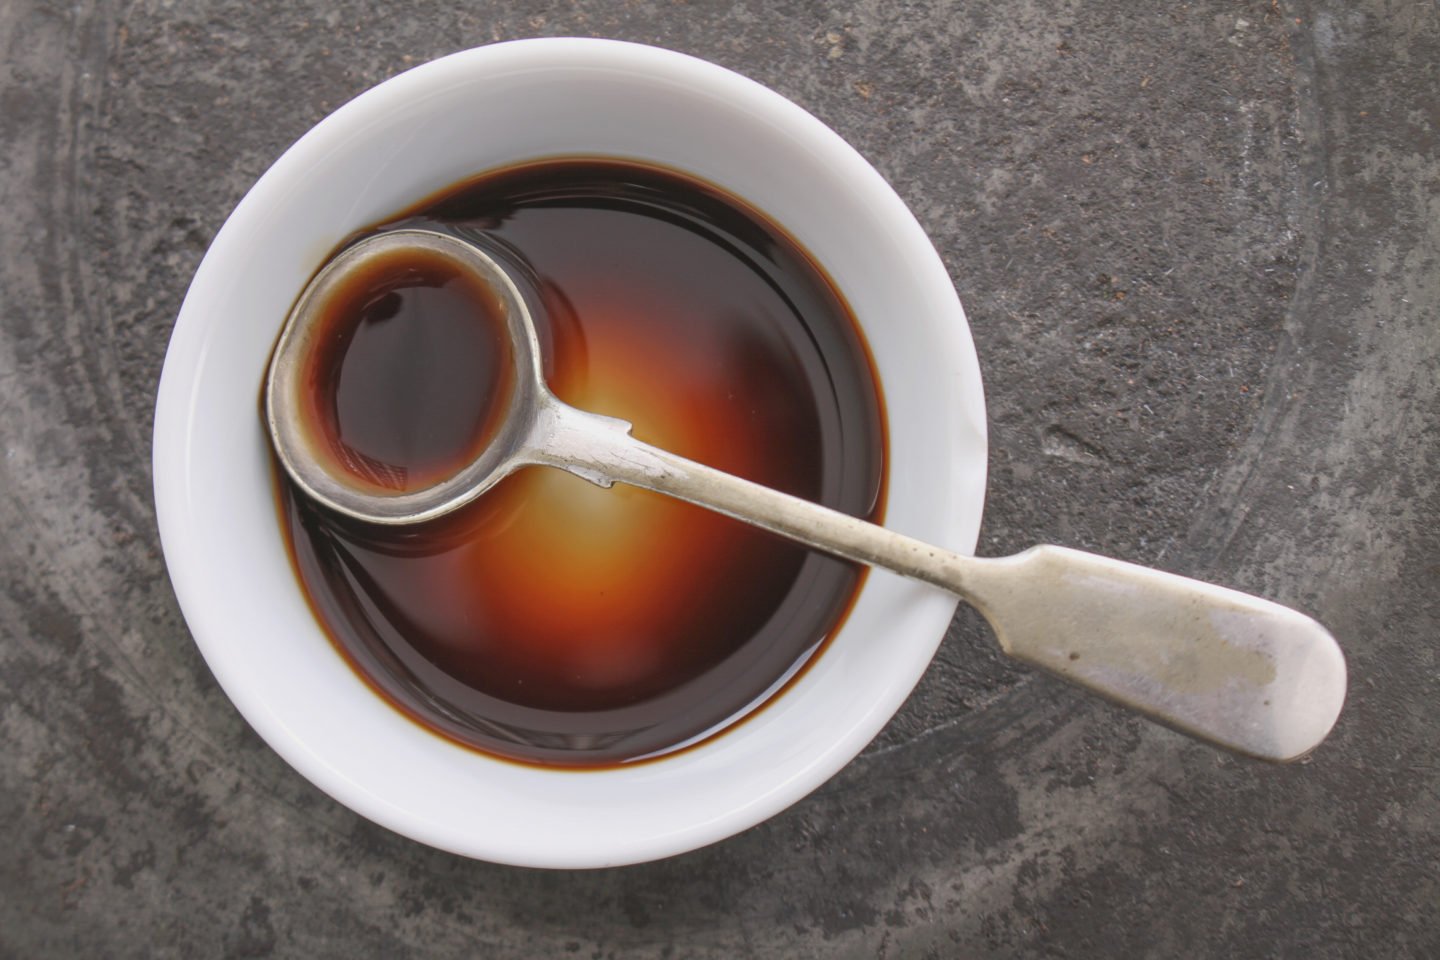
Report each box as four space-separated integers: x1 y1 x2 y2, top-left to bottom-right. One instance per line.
158 40 984 866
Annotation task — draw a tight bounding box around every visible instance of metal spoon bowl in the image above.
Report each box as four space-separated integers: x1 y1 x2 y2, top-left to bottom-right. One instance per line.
266 229 1347 762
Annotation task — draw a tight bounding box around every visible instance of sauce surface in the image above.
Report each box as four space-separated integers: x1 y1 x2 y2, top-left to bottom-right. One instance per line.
278 159 886 766
299 245 514 493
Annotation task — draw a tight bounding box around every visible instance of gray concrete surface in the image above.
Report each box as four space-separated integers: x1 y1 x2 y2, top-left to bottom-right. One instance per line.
1 0 1436 956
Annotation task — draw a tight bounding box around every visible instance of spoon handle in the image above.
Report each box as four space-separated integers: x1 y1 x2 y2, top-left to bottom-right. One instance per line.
527 399 1346 762
952 546 1346 762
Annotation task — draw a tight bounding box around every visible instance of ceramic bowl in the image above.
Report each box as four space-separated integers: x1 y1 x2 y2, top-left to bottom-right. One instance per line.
153 38 986 868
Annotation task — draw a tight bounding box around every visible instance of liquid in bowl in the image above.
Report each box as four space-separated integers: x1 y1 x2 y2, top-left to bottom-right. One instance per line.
275 159 889 767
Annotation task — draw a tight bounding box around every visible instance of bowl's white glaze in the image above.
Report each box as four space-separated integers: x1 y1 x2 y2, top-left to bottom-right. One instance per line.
153 39 986 868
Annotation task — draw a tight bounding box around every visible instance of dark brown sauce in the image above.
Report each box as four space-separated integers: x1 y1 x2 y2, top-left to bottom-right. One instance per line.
276 159 886 766
299 246 514 493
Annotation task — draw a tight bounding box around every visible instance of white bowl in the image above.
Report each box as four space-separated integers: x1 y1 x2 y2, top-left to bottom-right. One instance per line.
153 39 986 868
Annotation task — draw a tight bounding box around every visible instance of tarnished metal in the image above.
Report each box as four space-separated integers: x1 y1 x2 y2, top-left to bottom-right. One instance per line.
266 230 1347 762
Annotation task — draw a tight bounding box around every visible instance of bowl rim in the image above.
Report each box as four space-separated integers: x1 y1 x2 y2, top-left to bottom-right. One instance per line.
152 37 987 868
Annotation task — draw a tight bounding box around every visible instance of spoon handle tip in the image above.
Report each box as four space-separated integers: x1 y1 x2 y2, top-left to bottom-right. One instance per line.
968 546 1346 762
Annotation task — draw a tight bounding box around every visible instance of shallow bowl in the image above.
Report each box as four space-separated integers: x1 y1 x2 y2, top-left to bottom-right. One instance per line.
153 38 986 868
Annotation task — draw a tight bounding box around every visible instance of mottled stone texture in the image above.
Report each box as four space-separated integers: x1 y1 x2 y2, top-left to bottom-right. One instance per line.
1 0 1435 956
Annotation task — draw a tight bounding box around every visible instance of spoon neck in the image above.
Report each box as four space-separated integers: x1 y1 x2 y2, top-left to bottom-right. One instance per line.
523 396 983 592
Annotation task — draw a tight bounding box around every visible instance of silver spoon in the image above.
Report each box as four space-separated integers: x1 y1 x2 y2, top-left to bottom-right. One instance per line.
266 229 1346 762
